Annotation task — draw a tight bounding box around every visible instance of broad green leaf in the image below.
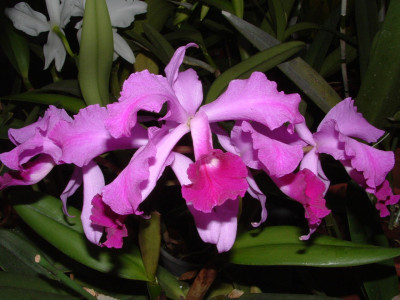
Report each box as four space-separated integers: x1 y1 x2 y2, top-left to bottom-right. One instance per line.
142 23 175 65
78 0 113 106
0 229 54 277
0 272 77 300
222 11 341 113
37 80 82 98
356 0 400 128
228 226 400 267
346 182 399 300
9 190 149 281
0 19 30 89
138 212 161 281
0 92 85 114
205 41 304 102
134 53 160 74
355 0 379 79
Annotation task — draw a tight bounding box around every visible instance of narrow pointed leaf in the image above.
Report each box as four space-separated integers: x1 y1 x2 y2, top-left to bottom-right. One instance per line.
354 0 379 79
0 19 30 87
138 212 161 281
142 23 175 65
206 41 305 102
9 190 149 281
78 0 113 106
0 229 54 277
228 226 400 267
267 0 287 41
356 0 400 128
0 92 85 114
222 11 341 113
0 273 77 300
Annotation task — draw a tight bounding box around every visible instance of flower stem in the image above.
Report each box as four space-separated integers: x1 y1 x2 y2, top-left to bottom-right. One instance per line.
52 26 75 58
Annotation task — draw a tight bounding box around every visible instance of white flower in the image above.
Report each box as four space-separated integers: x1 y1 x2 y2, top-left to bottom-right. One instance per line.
5 0 77 71
74 0 148 64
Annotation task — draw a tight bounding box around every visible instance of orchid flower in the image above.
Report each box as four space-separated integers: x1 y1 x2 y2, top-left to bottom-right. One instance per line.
0 104 147 246
73 0 147 63
295 98 399 217
91 43 305 252
5 0 76 71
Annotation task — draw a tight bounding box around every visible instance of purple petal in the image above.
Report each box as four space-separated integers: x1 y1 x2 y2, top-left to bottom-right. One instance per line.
181 149 248 212
81 160 105 245
50 105 147 167
314 119 346 160
245 121 304 177
60 166 82 217
105 70 187 138
91 195 128 248
173 69 203 116
102 124 189 215
374 180 400 217
190 111 213 160
188 199 239 253
164 43 198 86
8 105 71 145
0 133 62 170
343 138 395 192
273 169 331 240
0 155 55 189
318 98 384 143
201 72 304 130
246 172 267 227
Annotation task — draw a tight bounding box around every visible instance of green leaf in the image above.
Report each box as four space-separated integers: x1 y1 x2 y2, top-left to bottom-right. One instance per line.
346 182 399 300
0 272 78 300
9 190 149 281
142 23 175 65
356 0 400 128
0 19 30 89
319 45 358 78
78 0 113 106
228 226 400 267
0 92 85 114
232 0 244 18
0 229 54 277
304 8 340 72
267 0 287 41
222 11 341 113
138 212 161 281
283 22 320 41
200 0 234 14
354 0 379 79
157 266 187 299
205 41 305 103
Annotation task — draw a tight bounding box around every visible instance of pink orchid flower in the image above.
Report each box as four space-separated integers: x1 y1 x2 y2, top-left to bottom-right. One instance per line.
295 98 399 217
93 43 305 252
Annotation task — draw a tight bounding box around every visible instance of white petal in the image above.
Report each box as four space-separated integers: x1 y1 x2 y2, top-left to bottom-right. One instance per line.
60 0 81 27
45 0 61 26
43 31 66 71
5 2 50 36
106 0 147 28
113 31 135 63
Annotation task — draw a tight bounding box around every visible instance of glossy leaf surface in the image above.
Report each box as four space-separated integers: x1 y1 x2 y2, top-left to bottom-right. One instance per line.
228 226 400 267
10 191 149 281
